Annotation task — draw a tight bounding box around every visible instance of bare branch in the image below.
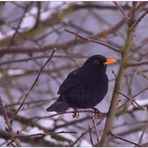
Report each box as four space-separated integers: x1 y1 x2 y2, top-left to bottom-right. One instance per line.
110 132 142 147
65 28 121 52
10 49 56 123
127 61 148 67
113 1 129 21
131 8 148 30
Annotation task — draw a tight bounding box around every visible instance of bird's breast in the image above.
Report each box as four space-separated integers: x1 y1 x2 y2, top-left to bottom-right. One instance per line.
62 74 108 108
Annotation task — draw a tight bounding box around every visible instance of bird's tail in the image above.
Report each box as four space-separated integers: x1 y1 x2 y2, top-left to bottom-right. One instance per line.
46 100 69 113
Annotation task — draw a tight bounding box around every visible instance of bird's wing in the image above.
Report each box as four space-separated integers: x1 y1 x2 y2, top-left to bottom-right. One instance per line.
57 68 80 94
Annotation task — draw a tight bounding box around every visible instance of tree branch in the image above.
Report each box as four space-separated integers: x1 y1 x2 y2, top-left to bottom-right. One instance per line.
99 3 136 146
10 49 56 123
65 28 121 52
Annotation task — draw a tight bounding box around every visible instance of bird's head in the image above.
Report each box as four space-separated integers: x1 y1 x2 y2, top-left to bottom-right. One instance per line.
83 55 116 73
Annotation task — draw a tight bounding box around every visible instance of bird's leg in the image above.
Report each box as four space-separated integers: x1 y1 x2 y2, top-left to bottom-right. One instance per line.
72 108 79 118
92 107 100 118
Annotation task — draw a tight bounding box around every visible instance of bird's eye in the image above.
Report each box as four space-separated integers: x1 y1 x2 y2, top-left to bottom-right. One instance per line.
94 59 99 64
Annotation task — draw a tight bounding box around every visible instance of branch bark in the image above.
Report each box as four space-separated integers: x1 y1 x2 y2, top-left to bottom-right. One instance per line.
99 4 136 146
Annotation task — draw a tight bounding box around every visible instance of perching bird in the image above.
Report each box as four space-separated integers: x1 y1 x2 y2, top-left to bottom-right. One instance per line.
47 55 116 114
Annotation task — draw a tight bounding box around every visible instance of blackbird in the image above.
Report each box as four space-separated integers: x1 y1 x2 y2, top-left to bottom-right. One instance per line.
47 55 116 114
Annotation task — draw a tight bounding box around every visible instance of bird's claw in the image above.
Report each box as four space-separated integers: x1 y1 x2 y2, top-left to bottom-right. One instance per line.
72 108 79 118
92 107 100 119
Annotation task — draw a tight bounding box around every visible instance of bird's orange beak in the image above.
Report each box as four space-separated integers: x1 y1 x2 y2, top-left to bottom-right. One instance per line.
103 58 116 65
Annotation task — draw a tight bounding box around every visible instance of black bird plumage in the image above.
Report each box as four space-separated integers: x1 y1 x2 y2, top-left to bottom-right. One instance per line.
47 55 116 113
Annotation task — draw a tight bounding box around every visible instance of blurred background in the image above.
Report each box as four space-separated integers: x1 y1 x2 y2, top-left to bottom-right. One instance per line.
0 1 148 146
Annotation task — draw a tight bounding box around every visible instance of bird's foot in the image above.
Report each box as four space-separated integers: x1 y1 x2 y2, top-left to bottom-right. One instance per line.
92 107 100 119
72 108 79 118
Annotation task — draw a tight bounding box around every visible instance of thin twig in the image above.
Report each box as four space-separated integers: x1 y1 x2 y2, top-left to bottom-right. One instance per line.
70 118 105 146
138 124 146 145
113 2 129 21
0 54 88 66
10 49 56 123
45 109 107 119
92 117 100 145
132 87 148 98
127 61 148 67
117 90 146 110
70 130 87 146
7 3 31 47
131 8 148 30
65 28 121 52
88 126 94 146
15 131 77 138
110 132 142 147
0 98 21 146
